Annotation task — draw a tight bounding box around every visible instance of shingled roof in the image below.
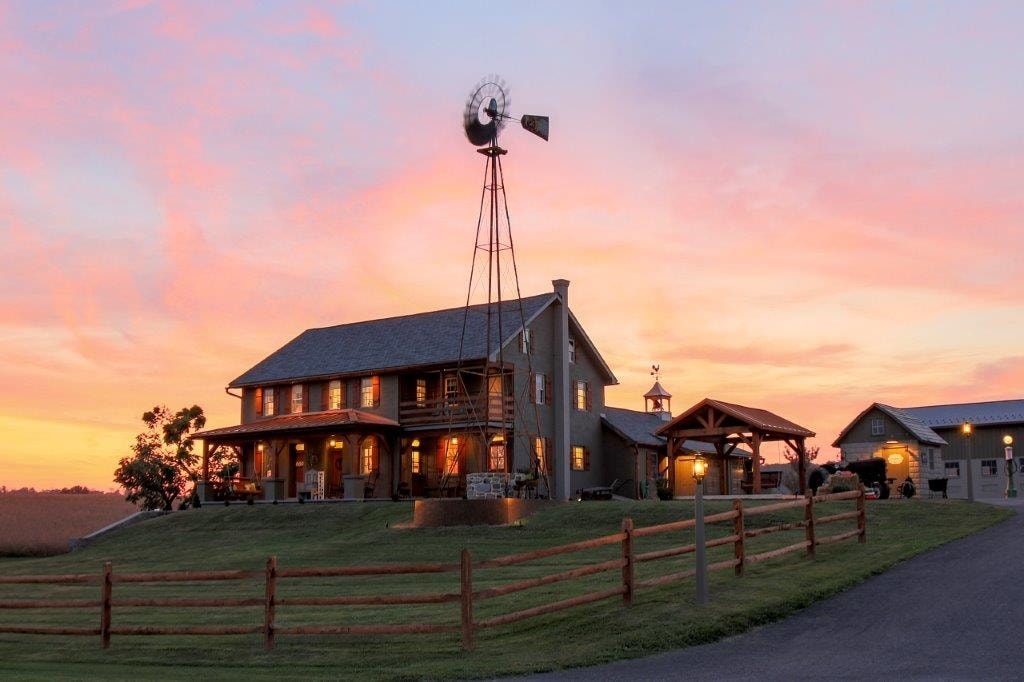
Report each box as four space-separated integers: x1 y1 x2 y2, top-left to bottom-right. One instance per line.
229 291 618 388
230 294 554 387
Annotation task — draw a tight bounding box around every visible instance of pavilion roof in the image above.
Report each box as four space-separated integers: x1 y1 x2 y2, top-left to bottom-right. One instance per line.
655 398 815 440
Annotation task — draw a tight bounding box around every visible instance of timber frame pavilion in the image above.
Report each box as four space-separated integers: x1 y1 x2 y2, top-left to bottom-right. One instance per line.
656 398 816 495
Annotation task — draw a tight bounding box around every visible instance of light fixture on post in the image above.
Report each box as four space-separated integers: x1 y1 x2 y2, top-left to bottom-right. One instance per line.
1004 435 1016 499
961 422 974 502
692 456 708 605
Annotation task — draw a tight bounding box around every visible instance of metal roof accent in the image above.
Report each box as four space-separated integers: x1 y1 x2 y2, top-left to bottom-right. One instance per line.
903 399 1024 429
643 381 672 399
195 409 400 440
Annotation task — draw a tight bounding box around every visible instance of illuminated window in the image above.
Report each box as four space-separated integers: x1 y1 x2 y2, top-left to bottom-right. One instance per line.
574 381 590 411
945 461 960 478
415 378 427 407
568 337 576 363
328 380 343 410
871 418 884 436
361 437 378 474
444 375 458 404
981 459 998 476
571 445 588 471
489 436 506 471
444 437 460 475
411 439 421 475
534 373 546 404
263 388 276 416
291 384 303 414
361 376 379 408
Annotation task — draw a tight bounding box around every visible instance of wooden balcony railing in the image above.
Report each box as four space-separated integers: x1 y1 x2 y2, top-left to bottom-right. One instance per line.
399 395 514 426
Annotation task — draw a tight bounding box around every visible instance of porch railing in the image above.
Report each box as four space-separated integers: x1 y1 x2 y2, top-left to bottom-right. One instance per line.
399 395 514 426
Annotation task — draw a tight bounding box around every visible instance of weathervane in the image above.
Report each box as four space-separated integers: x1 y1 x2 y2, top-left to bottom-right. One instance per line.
651 364 661 381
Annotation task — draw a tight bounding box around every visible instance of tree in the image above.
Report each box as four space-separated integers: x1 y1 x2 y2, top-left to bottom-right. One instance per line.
782 445 821 465
114 405 209 511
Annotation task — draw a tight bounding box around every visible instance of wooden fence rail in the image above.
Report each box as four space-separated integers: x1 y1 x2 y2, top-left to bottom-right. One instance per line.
0 488 866 651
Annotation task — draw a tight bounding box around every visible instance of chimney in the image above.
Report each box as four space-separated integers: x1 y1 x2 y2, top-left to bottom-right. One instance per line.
553 278 570 304
551 279 571 500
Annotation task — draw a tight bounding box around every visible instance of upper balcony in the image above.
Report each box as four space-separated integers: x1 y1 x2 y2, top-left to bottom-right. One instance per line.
399 394 514 427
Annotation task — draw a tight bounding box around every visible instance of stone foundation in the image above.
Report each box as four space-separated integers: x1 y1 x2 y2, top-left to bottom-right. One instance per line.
466 472 511 499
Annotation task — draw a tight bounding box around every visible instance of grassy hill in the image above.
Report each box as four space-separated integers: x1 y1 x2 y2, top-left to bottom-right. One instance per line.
0 499 1010 680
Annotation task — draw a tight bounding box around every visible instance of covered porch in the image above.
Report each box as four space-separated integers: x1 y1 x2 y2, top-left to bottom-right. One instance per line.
656 398 816 496
194 410 401 502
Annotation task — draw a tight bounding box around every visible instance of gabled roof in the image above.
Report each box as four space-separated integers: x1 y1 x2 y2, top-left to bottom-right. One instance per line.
832 403 946 447
230 292 618 387
602 407 668 448
903 399 1024 429
195 409 400 441
655 398 815 439
601 406 750 457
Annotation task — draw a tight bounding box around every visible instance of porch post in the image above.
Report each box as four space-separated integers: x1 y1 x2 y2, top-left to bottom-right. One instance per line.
714 441 727 494
752 432 763 494
666 437 675 495
797 437 807 496
202 440 211 483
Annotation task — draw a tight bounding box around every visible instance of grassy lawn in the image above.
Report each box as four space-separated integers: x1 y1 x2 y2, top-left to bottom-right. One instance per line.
0 498 1010 680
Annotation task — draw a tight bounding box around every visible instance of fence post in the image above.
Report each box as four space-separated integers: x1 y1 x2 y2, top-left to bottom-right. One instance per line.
732 500 745 576
621 517 634 606
100 561 112 649
460 548 474 651
264 555 277 650
804 493 816 558
857 485 867 543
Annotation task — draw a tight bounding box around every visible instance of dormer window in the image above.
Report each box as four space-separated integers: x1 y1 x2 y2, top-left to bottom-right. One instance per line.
263 388 276 416
361 376 381 408
291 384 304 414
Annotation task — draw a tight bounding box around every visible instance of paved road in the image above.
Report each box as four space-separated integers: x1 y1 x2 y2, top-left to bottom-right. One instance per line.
516 501 1024 681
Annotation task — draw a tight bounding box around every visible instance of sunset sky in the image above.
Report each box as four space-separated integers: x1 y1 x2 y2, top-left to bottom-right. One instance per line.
2 1 1022 490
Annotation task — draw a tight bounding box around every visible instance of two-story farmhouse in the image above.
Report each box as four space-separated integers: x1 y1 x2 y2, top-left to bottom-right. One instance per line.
833 399 1024 499
196 280 617 501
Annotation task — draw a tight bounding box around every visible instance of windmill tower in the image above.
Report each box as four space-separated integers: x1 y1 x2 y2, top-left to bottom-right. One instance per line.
438 77 550 496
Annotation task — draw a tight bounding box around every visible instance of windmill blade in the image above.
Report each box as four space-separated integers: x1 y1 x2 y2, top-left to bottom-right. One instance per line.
520 115 549 141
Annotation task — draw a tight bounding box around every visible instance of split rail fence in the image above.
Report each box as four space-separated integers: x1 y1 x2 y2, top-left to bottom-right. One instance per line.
0 489 865 651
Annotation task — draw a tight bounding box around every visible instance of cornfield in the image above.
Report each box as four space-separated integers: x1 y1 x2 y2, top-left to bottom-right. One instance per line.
0 494 138 557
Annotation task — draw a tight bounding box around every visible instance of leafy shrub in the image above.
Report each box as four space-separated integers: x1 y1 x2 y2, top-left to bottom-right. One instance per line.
821 471 860 494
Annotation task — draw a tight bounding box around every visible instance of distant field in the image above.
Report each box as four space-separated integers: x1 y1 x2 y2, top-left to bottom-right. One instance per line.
0 493 138 556
0 498 1011 680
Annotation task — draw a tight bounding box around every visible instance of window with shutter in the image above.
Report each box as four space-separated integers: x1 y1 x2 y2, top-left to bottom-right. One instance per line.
255 387 263 416
583 446 591 471
372 375 381 406
544 374 552 405
571 445 586 471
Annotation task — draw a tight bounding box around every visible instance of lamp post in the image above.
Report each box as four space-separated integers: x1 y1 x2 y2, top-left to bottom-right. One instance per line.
1005 435 1016 499
693 456 708 605
961 422 974 502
